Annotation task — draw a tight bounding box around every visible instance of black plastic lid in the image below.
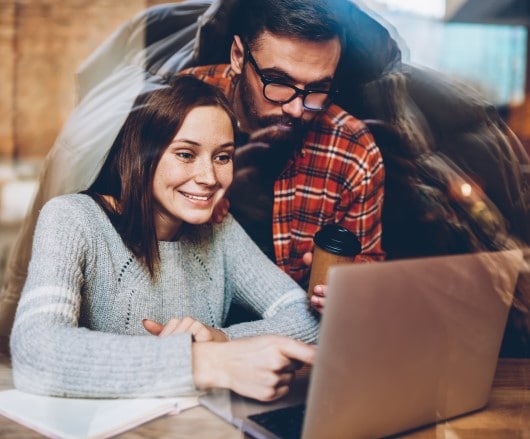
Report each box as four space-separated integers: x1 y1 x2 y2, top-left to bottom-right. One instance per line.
313 224 362 257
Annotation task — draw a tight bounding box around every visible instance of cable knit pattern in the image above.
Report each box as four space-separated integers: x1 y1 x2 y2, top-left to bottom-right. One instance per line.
11 194 319 398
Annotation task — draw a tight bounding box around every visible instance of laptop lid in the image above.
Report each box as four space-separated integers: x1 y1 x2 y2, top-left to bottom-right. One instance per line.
200 249 524 439
302 249 523 438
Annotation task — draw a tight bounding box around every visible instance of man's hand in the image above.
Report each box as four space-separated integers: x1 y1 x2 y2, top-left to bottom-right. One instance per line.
142 317 229 342
303 251 327 313
192 335 316 401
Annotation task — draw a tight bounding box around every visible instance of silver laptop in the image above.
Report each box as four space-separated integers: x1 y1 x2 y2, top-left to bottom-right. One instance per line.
200 249 525 439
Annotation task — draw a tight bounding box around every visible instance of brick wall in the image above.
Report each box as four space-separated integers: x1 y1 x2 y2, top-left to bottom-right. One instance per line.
0 2 16 159
0 0 180 160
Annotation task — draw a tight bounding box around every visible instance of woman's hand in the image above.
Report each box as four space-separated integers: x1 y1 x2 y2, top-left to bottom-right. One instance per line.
142 317 229 342
192 335 316 401
303 251 327 313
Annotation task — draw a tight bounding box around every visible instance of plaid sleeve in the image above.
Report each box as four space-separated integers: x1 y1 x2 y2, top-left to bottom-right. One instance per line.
335 120 385 262
273 107 385 286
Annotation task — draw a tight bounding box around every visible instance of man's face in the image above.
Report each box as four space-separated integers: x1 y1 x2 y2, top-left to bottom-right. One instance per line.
231 31 341 143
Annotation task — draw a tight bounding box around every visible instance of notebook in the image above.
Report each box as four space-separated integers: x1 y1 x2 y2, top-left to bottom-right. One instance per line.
0 389 199 439
200 249 525 439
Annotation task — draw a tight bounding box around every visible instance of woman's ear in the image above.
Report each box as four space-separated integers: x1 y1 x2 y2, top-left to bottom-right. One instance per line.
230 35 245 75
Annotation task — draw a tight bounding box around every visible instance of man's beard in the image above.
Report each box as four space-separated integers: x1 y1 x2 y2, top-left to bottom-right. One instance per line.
238 73 308 147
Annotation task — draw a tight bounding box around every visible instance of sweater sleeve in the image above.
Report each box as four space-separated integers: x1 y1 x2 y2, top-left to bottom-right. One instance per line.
219 216 320 343
10 197 196 398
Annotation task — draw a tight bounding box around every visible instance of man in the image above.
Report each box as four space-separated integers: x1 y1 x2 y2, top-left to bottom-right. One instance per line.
180 0 385 310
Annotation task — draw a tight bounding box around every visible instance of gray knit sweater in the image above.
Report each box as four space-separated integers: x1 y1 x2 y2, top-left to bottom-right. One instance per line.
11 194 319 398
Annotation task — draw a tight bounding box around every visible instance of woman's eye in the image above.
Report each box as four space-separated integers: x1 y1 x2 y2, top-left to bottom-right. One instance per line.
215 153 233 164
176 151 194 161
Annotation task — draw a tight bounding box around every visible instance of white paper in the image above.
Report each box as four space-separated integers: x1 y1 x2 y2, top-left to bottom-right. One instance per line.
0 389 199 438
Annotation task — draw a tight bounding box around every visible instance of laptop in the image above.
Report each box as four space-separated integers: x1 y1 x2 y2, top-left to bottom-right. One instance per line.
200 249 525 438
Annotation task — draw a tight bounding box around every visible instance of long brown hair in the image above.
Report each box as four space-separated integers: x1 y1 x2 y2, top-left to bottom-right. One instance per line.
86 75 237 277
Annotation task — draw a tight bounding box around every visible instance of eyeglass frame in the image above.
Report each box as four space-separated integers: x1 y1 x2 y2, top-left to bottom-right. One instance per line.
243 42 337 111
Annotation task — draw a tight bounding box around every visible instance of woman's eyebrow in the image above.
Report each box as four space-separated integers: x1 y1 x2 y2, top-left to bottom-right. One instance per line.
169 139 200 147
169 139 235 148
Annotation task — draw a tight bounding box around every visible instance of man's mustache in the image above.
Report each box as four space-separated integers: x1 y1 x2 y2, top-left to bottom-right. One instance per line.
258 116 304 130
249 125 292 142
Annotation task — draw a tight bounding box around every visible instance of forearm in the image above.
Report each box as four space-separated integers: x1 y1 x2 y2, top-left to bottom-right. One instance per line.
11 317 196 398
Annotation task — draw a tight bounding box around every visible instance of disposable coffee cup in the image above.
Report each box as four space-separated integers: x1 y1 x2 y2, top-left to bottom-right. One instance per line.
307 224 361 299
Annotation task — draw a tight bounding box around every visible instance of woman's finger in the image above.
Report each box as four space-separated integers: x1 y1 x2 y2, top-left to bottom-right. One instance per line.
189 321 214 342
142 319 164 335
275 370 296 387
159 318 182 336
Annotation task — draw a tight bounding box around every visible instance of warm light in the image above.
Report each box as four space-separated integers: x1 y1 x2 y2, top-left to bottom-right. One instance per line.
460 183 472 197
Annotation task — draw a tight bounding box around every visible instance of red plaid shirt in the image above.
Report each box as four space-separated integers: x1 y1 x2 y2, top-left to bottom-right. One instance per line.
181 65 385 287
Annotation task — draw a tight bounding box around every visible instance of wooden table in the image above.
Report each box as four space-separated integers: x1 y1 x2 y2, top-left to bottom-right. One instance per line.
0 351 528 438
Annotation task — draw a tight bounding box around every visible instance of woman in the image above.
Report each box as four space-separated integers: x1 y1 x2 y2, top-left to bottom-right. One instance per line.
10 75 318 401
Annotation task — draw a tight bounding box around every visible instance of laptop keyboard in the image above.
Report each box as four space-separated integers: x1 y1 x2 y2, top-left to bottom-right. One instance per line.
248 403 306 439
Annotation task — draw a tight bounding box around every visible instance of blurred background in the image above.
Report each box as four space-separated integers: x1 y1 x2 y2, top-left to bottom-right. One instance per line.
366 0 529 145
0 0 529 283
0 0 173 284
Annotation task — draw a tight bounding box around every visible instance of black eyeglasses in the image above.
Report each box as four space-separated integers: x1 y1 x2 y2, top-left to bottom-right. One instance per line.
244 44 335 111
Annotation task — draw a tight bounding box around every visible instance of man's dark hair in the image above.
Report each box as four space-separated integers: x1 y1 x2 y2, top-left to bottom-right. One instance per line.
232 0 342 47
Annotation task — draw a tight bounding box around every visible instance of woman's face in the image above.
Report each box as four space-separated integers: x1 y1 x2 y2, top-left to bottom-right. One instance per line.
152 105 235 241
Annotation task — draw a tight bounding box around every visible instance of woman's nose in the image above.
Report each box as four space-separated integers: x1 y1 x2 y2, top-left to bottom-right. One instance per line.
194 160 217 186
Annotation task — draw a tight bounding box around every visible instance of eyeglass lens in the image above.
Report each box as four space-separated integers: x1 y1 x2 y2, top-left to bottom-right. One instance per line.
263 83 329 110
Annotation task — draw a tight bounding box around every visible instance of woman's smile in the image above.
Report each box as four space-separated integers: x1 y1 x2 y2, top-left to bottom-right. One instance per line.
179 190 216 202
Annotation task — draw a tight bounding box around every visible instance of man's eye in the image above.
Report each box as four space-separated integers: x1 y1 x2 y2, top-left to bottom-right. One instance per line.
307 84 331 93
309 88 330 93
